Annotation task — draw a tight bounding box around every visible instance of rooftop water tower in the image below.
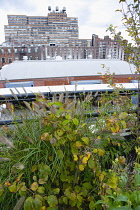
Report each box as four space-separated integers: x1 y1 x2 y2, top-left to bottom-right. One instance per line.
62 7 66 13
48 6 51 11
56 6 59 11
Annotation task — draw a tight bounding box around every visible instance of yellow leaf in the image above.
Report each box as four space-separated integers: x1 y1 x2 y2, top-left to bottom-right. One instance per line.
115 123 120 133
4 182 11 186
107 176 118 189
135 147 140 155
30 182 38 191
82 156 88 164
99 173 104 182
118 156 126 164
93 148 98 153
111 127 116 133
87 152 91 159
98 149 105 156
73 154 78 161
16 173 24 183
76 141 83 148
40 132 51 141
79 164 84 171
31 165 38 172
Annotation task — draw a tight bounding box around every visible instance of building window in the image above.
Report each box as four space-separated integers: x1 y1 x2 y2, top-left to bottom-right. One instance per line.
34 47 38 53
0 49 4 54
8 58 12 63
29 56 32 60
2 57 6 63
21 48 25 53
7 49 11 54
14 48 18 53
28 48 31 53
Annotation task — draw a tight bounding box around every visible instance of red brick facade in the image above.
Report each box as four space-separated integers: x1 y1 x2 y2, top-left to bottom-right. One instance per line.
0 74 138 88
0 47 14 68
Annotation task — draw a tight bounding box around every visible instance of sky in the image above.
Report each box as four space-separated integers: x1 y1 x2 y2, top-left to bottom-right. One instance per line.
0 0 129 44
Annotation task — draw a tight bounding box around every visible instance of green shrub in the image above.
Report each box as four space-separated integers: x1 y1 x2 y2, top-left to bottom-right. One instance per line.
0 92 139 210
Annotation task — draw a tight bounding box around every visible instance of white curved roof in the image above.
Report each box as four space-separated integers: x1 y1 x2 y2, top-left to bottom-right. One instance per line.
0 59 136 81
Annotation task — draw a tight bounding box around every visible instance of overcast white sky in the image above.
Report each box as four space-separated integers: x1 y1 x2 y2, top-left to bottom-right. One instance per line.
0 0 129 44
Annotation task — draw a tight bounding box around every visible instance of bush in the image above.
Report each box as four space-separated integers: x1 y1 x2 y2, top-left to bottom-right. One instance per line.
0 91 139 210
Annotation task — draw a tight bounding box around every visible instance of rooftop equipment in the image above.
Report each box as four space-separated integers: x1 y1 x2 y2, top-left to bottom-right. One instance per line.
56 6 59 11
48 6 51 11
62 7 66 13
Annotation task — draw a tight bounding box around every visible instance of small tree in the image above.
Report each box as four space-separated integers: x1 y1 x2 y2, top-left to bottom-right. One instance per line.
107 0 140 135
107 0 140 68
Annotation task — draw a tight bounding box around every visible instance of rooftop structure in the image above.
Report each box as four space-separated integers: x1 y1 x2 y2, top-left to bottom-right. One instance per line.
0 59 136 80
0 59 137 88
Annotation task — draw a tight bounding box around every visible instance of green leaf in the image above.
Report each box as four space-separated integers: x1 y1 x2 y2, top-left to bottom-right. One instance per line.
69 192 76 201
72 118 79 126
19 190 26 196
39 178 46 184
63 197 68 204
88 158 95 169
62 120 70 125
81 137 89 145
65 114 72 120
53 188 60 194
37 186 45 194
24 197 34 210
9 184 17 193
77 194 83 203
119 112 128 119
89 200 103 209
134 173 140 186
47 195 58 207
135 206 140 210
121 120 127 129
31 165 38 172
32 196 42 210
0 184 4 196
83 182 92 189
57 150 64 159
112 207 132 210
20 185 27 192
115 195 128 202
54 101 63 106
56 129 64 136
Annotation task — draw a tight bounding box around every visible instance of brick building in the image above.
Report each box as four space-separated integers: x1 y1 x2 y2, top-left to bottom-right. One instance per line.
92 35 125 60
0 47 14 68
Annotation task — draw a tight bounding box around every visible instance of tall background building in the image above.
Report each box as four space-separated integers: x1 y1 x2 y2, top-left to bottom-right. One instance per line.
4 6 79 46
